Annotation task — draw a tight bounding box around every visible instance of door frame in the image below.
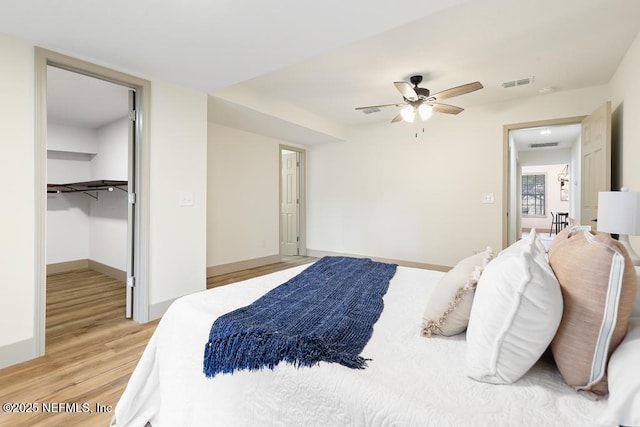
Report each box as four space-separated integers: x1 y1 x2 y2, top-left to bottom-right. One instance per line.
502 116 584 249
279 144 307 256
34 48 151 356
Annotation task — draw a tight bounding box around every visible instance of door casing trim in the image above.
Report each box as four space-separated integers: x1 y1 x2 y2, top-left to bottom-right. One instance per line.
34 47 151 356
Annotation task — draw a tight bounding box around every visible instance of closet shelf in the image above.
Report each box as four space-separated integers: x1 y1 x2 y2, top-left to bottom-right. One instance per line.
47 180 128 194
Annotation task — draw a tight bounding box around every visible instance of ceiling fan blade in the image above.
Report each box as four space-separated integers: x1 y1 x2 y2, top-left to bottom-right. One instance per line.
354 102 404 111
391 112 404 123
430 82 483 101
394 81 418 101
431 102 464 115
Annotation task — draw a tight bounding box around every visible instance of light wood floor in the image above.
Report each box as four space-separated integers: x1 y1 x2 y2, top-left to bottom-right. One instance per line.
0 256 315 427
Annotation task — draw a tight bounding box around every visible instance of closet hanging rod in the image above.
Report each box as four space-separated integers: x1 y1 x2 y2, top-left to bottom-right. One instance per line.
47 179 128 194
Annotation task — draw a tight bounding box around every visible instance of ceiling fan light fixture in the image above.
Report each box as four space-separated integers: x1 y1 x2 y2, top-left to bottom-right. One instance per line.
400 105 415 122
418 104 433 121
354 75 483 124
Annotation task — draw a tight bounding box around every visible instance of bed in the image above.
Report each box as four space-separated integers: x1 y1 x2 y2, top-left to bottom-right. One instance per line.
112 230 640 427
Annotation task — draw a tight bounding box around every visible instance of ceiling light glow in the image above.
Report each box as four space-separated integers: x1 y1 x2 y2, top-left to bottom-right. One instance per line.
401 105 415 122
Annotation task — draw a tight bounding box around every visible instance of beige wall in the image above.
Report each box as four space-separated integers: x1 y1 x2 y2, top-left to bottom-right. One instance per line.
207 123 282 267
148 80 208 310
307 85 608 267
0 35 35 362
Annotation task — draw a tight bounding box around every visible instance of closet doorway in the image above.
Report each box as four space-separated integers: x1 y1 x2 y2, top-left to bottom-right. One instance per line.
46 65 132 326
35 48 151 356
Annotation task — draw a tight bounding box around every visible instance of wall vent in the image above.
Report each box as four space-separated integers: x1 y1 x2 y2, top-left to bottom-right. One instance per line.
501 76 535 89
530 142 559 148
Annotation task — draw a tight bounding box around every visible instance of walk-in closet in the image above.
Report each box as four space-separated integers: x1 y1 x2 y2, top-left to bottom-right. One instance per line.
45 66 131 345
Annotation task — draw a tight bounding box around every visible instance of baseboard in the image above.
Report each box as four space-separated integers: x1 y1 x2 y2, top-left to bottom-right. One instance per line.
88 260 127 281
148 298 176 321
47 259 89 275
207 254 283 277
306 249 451 272
0 337 36 370
46 259 126 281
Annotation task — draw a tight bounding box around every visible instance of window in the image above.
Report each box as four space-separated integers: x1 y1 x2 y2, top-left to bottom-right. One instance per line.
522 174 545 216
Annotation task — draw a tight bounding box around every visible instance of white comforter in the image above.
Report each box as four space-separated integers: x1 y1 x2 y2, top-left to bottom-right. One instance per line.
113 264 611 427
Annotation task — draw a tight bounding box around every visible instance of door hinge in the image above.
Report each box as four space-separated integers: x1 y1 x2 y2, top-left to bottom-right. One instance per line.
127 276 136 288
128 193 136 204
128 110 137 121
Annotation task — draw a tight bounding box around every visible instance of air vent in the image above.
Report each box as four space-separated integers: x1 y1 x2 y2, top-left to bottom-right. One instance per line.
360 107 381 114
530 142 559 148
501 76 535 89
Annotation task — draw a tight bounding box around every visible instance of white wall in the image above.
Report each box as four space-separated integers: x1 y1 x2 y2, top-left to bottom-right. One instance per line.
608 31 640 254
307 85 609 267
518 148 572 166
46 126 94 266
207 123 281 267
47 193 91 264
92 118 128 181
47 123 98 154
46 118 128 270
47 151 93 184
148 80 208 312
90 118 128 269
0 34 35 359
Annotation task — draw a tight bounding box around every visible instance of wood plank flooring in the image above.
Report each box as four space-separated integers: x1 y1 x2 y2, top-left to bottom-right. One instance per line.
207 255 316 289
0 256 315 427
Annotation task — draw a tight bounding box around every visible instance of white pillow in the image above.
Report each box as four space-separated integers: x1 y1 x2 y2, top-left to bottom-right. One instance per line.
466 235 563 384
597 318 640 426
498 229 547 261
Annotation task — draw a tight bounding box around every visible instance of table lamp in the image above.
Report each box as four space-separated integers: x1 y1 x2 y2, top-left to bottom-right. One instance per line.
597 187 640 266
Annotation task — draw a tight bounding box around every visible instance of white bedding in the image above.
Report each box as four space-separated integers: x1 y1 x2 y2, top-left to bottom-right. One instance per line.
113 263 612 427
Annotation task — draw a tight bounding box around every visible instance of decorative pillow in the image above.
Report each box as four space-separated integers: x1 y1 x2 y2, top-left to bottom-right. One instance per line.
465 233 563 384
548 229 637 397
421 247 493 337
597 318 640 426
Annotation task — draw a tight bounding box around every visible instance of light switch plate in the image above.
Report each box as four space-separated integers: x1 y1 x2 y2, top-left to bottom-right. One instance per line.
481 192 495 204
179 191 194 207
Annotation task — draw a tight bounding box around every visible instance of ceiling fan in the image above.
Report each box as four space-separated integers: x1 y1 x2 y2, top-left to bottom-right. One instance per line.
355 75 483 123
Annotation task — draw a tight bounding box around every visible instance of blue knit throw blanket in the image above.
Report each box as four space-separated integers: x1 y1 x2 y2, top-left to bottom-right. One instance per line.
203 256 397 378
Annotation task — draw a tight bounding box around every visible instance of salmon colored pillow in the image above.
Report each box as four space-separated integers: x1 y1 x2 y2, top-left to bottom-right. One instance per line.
548 229 637 397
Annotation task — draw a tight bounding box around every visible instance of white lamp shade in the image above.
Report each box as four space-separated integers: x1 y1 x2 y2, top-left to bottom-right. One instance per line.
597 190 640 235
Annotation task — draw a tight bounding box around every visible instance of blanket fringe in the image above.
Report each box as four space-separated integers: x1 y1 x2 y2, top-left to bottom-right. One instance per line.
203 330 368 377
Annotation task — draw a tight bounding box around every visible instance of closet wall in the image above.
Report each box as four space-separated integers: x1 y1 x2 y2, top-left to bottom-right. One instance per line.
47 118 128 273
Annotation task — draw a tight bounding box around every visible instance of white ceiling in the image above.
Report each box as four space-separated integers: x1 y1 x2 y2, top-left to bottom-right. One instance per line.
511 124 582 152
47 66 130 128
4 0 640 139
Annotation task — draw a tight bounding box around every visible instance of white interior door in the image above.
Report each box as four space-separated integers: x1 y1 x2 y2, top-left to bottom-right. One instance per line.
280 150 299 255
580 102 611 228
126 90 136 318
